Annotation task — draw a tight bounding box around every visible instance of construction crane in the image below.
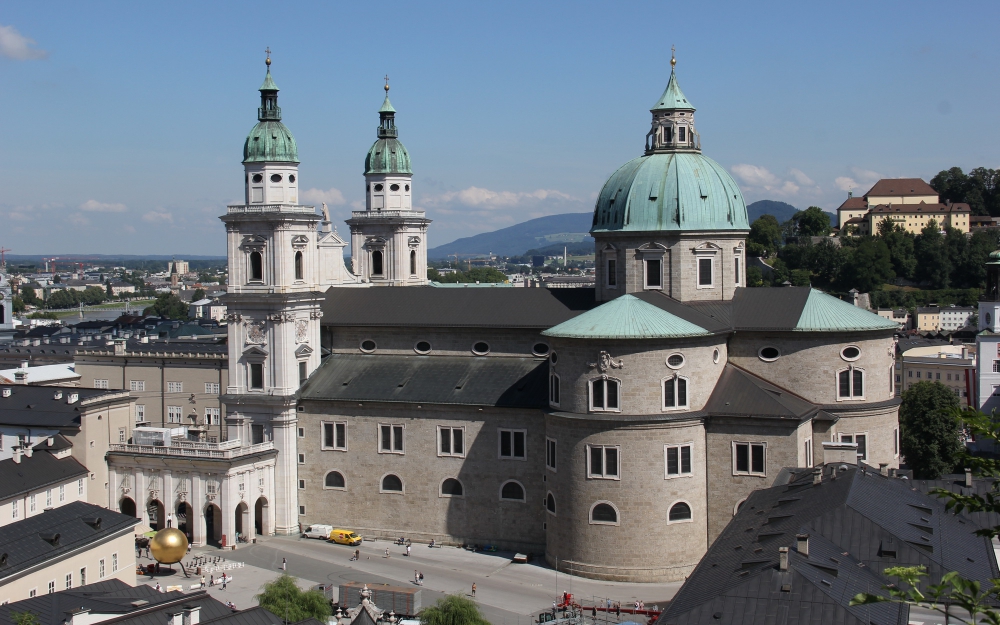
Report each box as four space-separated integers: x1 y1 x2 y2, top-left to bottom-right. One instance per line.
0 247 10 270
43 256 101 275
448 252 487 271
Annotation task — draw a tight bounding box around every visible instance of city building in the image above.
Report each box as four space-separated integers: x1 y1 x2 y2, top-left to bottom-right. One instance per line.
874 307 909 330
0 435 89 527
167 260 189 275
835 178 971 235
0 502 138 603
915 306 941 332
900 344 975 407
940 305 976 331
0 271 14 344
189 299 227 322
108 282 136 296
0 363 80 386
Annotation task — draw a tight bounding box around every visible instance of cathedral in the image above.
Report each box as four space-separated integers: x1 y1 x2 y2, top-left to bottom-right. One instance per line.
219 54 900 582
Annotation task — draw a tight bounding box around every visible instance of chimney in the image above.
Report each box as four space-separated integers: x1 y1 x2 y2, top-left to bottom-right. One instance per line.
19 360 29 370
114 339 126 356
813 470 822 485
1 388 10 398
879 463 889 476
182 605 201 625
54 390 63 400
67 608 91 625
12 448 22 463
962 345 970 360
966 468 973 488
778 546 789 571
67 392 79 404
167 613 183 625
796 534 809 557
14 370 27 385
24 444 32 458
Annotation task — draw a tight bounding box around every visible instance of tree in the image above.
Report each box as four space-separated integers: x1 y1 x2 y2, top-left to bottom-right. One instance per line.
747 215 782 257
46 289 80 309
11 612 41 625
12 296 25 313
914 220 951 289
192 288 206 302
52 275 61 283
20 286 38 306
81 286 107 305
419 595 490 625
837 238 894 292
746 265 764 287
876 221 917 280
255 575 331 622
790 206 832 237
899 381 963 479
143 293 189 320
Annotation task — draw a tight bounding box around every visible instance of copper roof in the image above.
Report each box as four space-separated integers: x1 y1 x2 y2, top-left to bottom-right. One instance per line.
864 177 937 197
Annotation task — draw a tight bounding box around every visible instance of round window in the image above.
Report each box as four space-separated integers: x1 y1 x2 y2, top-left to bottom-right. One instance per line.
414 341 431 354
472 341 490 355
390 183 400 191
252 174 263 183
289 174 296 183
374 184 384 192
360 339 377 353
713 348 720 364
532 342 550 357
841 346 861 361
405 184 410 191
270 173 282 183
550 351 558 365
758 346 780 362
666 353 685 369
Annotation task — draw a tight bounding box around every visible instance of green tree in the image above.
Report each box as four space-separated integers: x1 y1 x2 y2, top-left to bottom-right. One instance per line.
28 311 59 320
52 275 61 283
899 381 962 479
419 595 490 625
837 238 894 292
789 268 811 286
46 289 80 309
11 611 41 625
143 293 189 320
20 286 38 306
747 215 782 257
430 267 509 284
192 288 206 302
790 206 833 237
876 220 917 280
12 296 25 313
914 220 951 288
746 265 764 287
81 286 107 305
254 575 331 622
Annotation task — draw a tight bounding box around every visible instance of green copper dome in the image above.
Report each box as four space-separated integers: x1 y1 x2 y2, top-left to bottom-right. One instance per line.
243 69 299 164
365 93 411 175
591 152 748 233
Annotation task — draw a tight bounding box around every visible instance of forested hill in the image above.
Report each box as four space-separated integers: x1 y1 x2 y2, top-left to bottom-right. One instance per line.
428 213 593 258
747 200 800 223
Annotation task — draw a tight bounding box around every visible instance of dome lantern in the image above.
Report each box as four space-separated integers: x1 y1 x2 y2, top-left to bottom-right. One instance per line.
645 50 700 154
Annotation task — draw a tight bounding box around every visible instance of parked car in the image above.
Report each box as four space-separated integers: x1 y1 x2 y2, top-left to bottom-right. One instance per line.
303 524 334 540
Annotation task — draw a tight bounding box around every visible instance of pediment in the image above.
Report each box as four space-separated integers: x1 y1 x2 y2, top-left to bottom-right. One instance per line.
242 345 269 357
294 344 314 357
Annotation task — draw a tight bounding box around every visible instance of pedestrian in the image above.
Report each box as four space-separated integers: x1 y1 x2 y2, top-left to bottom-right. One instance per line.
418 571 424 585
222 575 227 591
209 574 215 587
200 575 206 588
414 570 419 586
471 583 476 597
406 545 411 557
355 549 360 561
385 547 390 558
282 557 286 571
154 583 161 593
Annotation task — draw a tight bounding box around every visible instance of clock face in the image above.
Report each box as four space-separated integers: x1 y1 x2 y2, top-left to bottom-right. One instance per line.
0 293 5 300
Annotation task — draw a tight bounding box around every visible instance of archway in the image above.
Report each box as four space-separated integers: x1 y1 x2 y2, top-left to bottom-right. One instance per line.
120 497 137 517
204 504 222 545
254 497 268 536
176 502 193 542
235 502 249 541
147 499 165 530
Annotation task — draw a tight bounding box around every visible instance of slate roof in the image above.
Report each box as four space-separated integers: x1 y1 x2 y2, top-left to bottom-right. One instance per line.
911 474 1000 536
731 287 897 332
542 294 711 339
0 386 128 428
0 580 192 625
865 178 938 198
321 286 595 328
660 465 998 625
0 501 139 582
704 365 817 421
299 354 547 408
836 196 868 212
0 440 88 500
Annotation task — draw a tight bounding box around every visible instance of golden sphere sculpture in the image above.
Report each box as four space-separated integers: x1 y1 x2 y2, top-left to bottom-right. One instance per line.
149 527 188 564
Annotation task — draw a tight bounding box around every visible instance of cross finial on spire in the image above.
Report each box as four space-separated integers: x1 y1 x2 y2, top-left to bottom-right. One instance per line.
384 74 390 93
670 45 676 68
265 47 271 67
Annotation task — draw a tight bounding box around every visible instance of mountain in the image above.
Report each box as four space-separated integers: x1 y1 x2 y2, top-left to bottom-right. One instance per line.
428 213 594 259
746 200 800 224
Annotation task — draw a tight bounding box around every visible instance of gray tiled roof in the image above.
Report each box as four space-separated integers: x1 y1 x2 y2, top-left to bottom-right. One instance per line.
299 354 547 408
0 580 188 625
704 365 817 420
0 441 88 500
0 386 127 428
0 501 139 581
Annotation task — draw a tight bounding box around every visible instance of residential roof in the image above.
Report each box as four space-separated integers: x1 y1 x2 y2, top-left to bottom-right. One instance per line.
299 353 547 408
0 386 129 428
836 196 867 211
321 286 596 328
542 294 711 339
0 501 139 582
703 365 817 421
0 440 88 501
0 363 80 385
864 178 938 197
0 580 195 625
867 202 970 215
660 465 998 625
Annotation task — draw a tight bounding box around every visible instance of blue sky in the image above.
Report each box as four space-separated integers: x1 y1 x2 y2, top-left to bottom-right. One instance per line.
0 1 997 255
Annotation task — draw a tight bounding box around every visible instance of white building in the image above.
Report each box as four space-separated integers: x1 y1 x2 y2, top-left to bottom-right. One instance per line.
0 435 89 528
940 305 975 332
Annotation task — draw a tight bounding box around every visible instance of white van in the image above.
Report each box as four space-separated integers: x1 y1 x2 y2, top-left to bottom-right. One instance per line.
302 524 333 540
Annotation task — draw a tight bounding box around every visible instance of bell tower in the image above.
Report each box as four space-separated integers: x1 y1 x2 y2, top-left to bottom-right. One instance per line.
220 52 322 537
347 79 431 285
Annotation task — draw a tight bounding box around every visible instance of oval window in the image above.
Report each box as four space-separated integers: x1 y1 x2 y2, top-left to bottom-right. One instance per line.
405 184 410 191
289 174 296 183
988 313 993 326
252 174 263 183
472 341 490 355
713 348 720 364
550 351 558 365
758 346 780 362
532 343 550 357
666 353 685 369
270 173 282 183
390 183 400 191
374 183 384 192
414 341 431 354
360 339 377 353
841 346 861 361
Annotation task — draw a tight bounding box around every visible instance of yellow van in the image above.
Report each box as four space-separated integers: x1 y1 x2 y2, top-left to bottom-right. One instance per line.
329 529 362 546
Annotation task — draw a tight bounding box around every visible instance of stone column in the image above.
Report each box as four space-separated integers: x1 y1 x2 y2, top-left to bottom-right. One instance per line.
272 412 298 534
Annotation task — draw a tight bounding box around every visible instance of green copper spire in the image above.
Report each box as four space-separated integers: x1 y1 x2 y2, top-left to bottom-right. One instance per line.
365 78 411 175
243 51 299 163
259 69 279 93
651 50 694 111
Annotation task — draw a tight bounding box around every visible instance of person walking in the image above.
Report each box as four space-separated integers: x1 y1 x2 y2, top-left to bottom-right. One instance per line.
209 574 215 587
282 557 286 571
471 583 477 597
414 570 419 586
200 575 206 589
406 544 411 557
418 571 424 586
222 575 227 591
385 547 390 558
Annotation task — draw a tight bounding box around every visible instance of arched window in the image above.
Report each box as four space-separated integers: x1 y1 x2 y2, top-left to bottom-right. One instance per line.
590 377 620 412
410 250 417 276
837 367 865 399
324 471 345 489
549 373 560 407
294 251 303 281
500 481 525 502
380 474 403 493
590 502 619 525
371 250 384 276
663 376 689 410
440 478 463 497
545 492 556 515
669 501 692 522
249 251 263 282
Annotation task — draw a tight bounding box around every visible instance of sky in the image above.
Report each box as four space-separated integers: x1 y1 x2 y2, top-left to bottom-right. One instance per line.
0 1 998 256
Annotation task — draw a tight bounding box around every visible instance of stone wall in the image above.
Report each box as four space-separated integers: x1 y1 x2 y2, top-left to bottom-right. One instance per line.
324 326 550 359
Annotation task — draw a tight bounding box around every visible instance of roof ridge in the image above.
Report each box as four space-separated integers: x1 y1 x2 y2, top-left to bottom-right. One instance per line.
724 362 817 406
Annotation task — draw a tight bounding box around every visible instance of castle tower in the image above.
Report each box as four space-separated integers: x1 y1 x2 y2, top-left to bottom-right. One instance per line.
347 80 431 285
220 53 322 536
591 52 749 302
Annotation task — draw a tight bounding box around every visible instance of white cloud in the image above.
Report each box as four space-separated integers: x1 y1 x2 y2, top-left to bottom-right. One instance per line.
0 24 48 60
142 210 173 223
424 186 576 209
834 167 883 194
79 199 127 213
300 187 346 205
789 169 814 186
731 164 780 188
68 213 90 227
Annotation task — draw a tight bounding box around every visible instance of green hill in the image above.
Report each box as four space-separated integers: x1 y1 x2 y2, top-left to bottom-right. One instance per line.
747 200 800 223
